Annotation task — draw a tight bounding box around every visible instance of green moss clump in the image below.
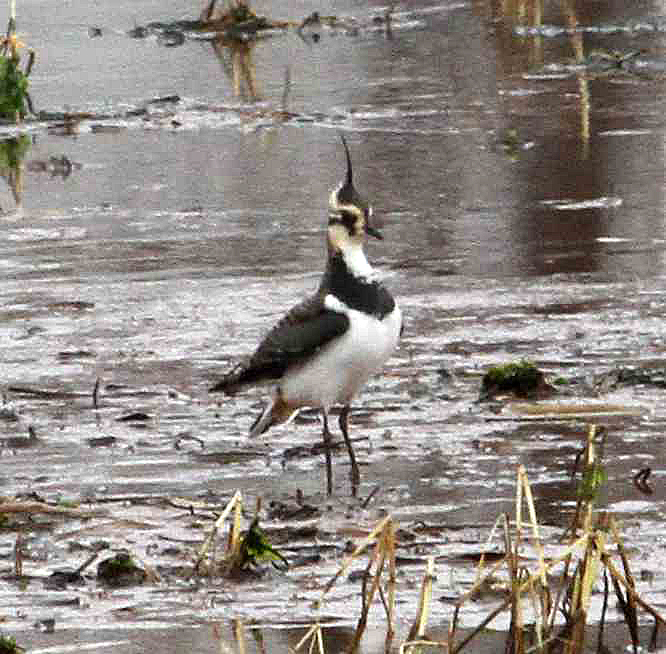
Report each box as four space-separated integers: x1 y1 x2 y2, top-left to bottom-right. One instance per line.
578 464 607 502
482 361 546 399
0 55 29 121
97 551 147 587
0 634 20 654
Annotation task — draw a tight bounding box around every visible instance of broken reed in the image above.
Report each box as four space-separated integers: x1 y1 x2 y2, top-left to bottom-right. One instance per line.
196 425 664 654
445 425 665 654
319 425 666 654
193 489 243 577
296 515 398 654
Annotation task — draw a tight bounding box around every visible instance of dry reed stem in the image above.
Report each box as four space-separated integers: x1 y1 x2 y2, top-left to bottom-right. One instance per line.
317 515 392 604
506 489 522 654
13 533 22 576
603 555 666 627
234 618 246 654
230 495 243 557
561 425 602 543
194 490 242 573
582 425 597 532
564 530 604 654
449 458 605 654
406 556 435 644
608 516 639 647
350 521 398 654
293 623 325 654
561 425 603 654
525 571 544 653
301 516 395 654
350 539 387 653
518 467 547 587
509 564 525 654
386 520 397 644
507 466 547 654
449 427 661 654
451 545 584 653
475 512 510 585
0 500 105 518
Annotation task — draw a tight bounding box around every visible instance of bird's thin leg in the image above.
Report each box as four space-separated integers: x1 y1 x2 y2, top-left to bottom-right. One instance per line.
339 405 359 496
322 408 333 496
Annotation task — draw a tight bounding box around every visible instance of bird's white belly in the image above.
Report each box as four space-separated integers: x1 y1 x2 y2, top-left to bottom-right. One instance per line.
281 305 402 409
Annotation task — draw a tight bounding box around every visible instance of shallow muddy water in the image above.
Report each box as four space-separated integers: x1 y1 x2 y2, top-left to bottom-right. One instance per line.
1 0 666 652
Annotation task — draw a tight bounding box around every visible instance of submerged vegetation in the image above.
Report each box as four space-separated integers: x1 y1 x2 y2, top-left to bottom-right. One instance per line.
481 361 553 399
96 551 148 587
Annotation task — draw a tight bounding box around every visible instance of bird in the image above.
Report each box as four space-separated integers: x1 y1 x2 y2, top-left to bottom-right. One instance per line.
210 136 402 495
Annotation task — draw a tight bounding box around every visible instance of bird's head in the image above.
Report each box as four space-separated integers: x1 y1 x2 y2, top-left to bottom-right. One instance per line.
327 136 381 252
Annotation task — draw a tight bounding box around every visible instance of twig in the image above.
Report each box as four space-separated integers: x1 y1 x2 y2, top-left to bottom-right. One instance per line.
13 533 22 576
361 484 380 509
0 500 105 518
633 467 653 495
93 377 100 409
598 570 609 654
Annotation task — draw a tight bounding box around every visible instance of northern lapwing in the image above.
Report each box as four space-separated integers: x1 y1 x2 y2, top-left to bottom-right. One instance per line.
211 136 402 495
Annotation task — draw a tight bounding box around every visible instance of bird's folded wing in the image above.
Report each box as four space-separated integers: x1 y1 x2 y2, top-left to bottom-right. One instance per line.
211 295 350 394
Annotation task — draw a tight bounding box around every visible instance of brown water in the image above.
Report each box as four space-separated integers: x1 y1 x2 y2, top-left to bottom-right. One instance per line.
1 0 666 652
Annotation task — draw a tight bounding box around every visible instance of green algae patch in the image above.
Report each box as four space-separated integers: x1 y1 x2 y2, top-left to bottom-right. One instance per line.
0 634 20 654
97 551 147 587
0 55 29 120
481 361 552 399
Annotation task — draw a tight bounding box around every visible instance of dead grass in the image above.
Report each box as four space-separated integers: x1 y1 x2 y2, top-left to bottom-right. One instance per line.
302 425 664 654
194 425 664 654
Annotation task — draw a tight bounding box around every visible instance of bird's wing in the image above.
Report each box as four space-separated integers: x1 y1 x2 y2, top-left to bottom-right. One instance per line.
211 292 349 394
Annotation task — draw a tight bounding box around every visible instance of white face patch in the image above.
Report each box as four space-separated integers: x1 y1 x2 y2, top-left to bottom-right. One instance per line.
324 294 348 313
342 242 376 280
326 224 377 281
328 186 342 212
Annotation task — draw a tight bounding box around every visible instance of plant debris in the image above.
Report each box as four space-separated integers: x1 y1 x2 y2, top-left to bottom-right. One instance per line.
0 634 21 654
233 518 288 572
481 360 554 399
97 551 147 587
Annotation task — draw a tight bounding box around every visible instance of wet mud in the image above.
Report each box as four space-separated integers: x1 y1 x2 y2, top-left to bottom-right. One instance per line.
0 0 666 652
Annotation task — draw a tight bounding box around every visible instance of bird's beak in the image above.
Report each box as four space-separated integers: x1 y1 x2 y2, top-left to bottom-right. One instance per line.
366 224 383 240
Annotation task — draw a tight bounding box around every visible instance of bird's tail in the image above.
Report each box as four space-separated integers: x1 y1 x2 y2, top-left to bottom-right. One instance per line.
249 394 297 437
210 363 246 395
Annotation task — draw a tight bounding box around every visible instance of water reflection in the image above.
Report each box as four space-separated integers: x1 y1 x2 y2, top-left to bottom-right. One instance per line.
0 135 29 210
375 0 666 278
210 36 259 101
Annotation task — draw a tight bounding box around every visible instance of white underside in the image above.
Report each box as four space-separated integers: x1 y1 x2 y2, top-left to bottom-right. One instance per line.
280 296 402 411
